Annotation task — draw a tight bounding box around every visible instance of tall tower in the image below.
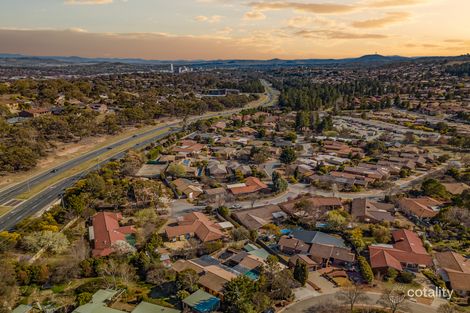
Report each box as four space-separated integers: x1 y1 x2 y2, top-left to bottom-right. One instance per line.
170 63 174 73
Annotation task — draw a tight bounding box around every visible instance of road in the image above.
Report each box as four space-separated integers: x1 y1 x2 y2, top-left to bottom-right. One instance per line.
282 291 440 313
0 79 278 231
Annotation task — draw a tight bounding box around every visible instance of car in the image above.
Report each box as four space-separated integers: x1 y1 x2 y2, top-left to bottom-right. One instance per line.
51 169 58 173
231 204 242 209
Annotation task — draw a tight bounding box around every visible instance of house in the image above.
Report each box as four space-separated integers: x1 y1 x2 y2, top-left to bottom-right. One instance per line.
238 126 258 135
214 147 237 159
442 182 470 195
203 187 227 204
369 229 433 274
228 177 268 196
165 212 224 242
72 289 122 313
280 196 342 219
289 254 320 271
12 305 32 313
397 197 442 219
435 251 470 297
19 108 51 118
351 198 395 223
206 161 228 178
183 289 220 313
172 178 203 200
132 302 181 313
89 212 136 257
279 230 355 267
173 140 206 156
278 236 310 254
233 204 287 230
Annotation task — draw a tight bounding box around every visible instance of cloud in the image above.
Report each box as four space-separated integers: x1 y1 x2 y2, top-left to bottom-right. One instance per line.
352 12 410 28
367 0 426 8
248 1 356 14
64 0 114 4
243 11 266 20
194 15 223 23
293 29 388 39
0 28 277 60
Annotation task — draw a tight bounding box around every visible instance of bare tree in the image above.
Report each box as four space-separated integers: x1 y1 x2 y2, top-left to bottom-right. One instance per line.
336 285 369 313
378 286 408 313
98 259 137 288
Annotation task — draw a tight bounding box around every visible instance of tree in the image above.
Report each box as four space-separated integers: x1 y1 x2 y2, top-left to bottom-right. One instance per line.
176 269 199 292
22 230 69 254
111 240 137 255
378 286 408 313
421 178 450 200
224 275 258 313
280 147 297 164
0 260 19 312
349 228 366 252
370 224 391 244
396 271 415 284
97 259 137 288
326 210 347 229
272 171 288 193
167 163 186 177
357 256 374 284
262 223 281 236
77 292 93 305
293 260 308 286
336 285 369 313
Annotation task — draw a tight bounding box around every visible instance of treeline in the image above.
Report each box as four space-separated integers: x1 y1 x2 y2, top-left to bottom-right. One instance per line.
275 78 398 111
217 79 265 93
446 62 470 77
0 97 257 174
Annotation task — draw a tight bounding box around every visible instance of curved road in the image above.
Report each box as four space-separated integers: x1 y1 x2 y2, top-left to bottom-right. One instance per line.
0 79 277 230
282 292 439 313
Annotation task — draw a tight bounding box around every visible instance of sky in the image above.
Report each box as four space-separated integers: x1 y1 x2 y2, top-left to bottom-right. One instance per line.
0 0 469 60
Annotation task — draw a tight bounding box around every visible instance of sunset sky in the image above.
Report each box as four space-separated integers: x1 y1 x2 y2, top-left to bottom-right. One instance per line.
0 0 469 60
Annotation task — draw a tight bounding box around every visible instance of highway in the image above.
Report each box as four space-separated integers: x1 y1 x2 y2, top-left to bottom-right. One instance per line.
0 79 277 230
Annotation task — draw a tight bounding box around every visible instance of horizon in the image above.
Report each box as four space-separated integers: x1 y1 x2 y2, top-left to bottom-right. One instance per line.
1 52 468 63
1 0 469 60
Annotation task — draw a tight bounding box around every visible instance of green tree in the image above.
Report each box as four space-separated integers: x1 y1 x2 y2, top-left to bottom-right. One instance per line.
272 171 288 193
280 147 297 164
421 178 450 200
167 163 186 177
358 256 374 284
293 260 308 286
224 275 258 313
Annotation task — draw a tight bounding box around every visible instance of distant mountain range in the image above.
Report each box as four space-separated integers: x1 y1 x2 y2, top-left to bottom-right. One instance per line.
0 53 469 68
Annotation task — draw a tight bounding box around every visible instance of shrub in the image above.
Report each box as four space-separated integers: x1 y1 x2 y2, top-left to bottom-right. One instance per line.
396 271 415 284
358 256 374 283
422 269 446 289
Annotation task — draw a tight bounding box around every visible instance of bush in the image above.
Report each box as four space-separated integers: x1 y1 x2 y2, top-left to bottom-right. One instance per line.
422 269 446 289
396 271 415 284
358 256 374 283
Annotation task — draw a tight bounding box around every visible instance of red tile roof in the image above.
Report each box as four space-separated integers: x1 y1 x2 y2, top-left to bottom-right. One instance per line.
229 177 268 195
165 212 223 242
369 229 432 271
91 212 136 257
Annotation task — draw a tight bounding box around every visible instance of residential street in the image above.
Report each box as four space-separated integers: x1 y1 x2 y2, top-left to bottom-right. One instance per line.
282 291 440 313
